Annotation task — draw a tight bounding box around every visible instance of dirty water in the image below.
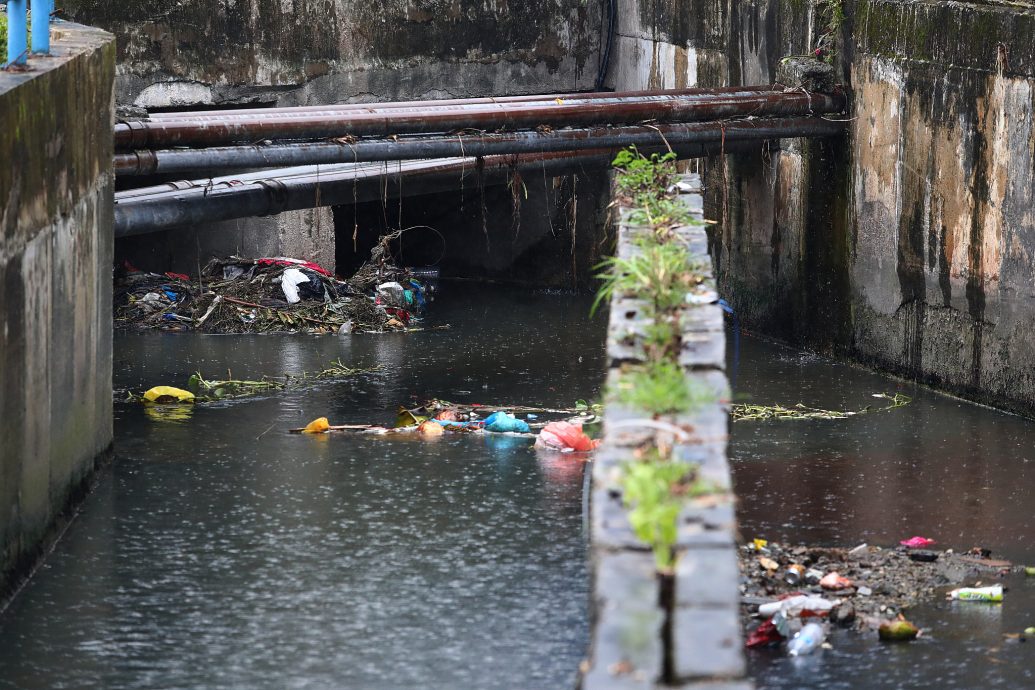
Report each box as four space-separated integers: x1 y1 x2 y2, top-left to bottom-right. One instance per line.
0 285 606 690
731 335 1035 689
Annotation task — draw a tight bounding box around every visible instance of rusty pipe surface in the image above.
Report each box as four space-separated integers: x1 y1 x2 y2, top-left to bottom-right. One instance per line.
113 142 756 237
113 117 846 176
114 88 846 150
141 85 790 121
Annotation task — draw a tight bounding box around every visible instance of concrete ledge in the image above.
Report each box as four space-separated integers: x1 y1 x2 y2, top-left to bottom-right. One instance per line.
0 22 115 599
584 175 750 690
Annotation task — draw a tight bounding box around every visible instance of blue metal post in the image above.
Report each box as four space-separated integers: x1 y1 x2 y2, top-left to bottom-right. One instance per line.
30 0 51 54
6 0 29 66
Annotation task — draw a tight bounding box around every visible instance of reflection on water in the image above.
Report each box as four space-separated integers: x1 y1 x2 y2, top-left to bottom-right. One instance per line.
0 285 606 690
732 336 1035 689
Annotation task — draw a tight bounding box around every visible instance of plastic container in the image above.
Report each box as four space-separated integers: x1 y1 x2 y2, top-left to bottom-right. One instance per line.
948 585 1003 602
787 622 826 657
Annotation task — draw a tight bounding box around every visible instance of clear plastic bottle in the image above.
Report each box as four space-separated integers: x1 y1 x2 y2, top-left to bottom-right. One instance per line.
787 622 826 656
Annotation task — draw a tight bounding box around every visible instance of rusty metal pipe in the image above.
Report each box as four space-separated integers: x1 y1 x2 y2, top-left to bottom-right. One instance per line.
113 117 846 176
141 85 787 121
114 88 846 150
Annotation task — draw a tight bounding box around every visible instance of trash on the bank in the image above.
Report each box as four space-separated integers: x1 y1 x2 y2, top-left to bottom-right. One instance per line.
746 618 784 648
908 550 939 562
302 417 330 434
758 595 836 618
787 622 826 656
534 421 600 452
758 556 779 573
418 420 445 436
279 268 310 304
484 411 531 433
784 564 806 586
847 543 868 556
820 572 853 591
878 617 919 642
805 568 824 585
142 386 195 403
1026 626 1035 635
900 536 936 549
948 585 1003 602
116 246 435 334
753 538 769 551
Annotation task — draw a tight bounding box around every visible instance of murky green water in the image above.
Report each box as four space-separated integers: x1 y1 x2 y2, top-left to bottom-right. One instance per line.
731 336 1035 689
0 285 604 689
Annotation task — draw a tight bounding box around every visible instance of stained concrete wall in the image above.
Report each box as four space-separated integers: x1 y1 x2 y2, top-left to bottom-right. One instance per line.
82 0 606 277
613 0 1035 416
64 0 603 108
0 23 116 599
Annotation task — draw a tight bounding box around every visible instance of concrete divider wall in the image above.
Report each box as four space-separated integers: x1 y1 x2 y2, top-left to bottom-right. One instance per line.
583 175 750 690
0 23 116 599
609 0 1035 416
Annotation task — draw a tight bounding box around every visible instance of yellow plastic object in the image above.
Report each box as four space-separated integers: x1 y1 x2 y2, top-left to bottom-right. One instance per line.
303 417 331 434
142 386 196 403
753 538 768 551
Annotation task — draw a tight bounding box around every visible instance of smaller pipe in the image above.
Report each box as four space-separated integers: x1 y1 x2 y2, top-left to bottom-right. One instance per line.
30 0 50 54
6 0 28 66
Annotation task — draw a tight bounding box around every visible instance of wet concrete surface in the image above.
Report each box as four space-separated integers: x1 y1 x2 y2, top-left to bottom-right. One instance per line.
731 335 1035 689
0 284 606 689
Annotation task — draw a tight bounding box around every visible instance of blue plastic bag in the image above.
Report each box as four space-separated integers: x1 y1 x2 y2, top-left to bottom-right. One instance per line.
483 411 531 433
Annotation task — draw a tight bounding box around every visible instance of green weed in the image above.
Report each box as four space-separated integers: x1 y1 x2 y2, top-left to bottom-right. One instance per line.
621 453 698 570
611 360 715 416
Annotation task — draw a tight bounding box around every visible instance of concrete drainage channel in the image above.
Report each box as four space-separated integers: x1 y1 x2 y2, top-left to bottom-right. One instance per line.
583 172 749 689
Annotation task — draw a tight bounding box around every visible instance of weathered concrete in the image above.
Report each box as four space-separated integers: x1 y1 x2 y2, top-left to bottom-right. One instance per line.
90 0 606 278
614 0 1035 417
63 0 602 108
0 22 115 600
584 176 749 690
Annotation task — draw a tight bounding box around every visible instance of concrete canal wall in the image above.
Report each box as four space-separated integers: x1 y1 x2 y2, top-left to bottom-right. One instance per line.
584 176 749 690
609 0 1035 416
0 23 116 600
68 0 607 278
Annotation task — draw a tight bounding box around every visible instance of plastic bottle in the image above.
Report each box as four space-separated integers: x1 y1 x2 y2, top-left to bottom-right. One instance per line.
787 622 826 657
948 585 1003 602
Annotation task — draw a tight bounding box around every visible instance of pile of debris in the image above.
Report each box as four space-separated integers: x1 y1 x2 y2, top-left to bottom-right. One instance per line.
740 539 1016 652
115 253 434 334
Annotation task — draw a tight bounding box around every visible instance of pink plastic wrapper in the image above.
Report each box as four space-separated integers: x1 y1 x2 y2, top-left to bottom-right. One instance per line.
899 536 936 549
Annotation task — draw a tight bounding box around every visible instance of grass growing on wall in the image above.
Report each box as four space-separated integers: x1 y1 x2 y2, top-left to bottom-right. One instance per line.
0 12 32 63
598 147 720 572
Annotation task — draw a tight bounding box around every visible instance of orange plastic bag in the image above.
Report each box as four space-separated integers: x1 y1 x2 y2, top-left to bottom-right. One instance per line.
534 421 600 452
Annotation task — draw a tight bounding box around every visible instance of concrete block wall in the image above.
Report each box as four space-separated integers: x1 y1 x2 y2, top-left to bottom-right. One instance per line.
0 23 116 599
583 176 750 690
612 0 1035 416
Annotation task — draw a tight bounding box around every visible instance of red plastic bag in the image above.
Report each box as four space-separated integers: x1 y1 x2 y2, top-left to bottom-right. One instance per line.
534 421 600 452
899 536 936 549
746 618 784 648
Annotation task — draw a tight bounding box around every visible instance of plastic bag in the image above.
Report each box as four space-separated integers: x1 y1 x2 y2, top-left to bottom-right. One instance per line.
281 268 310 304
534 421 599 452
483 411 531 433
142 386 195 403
